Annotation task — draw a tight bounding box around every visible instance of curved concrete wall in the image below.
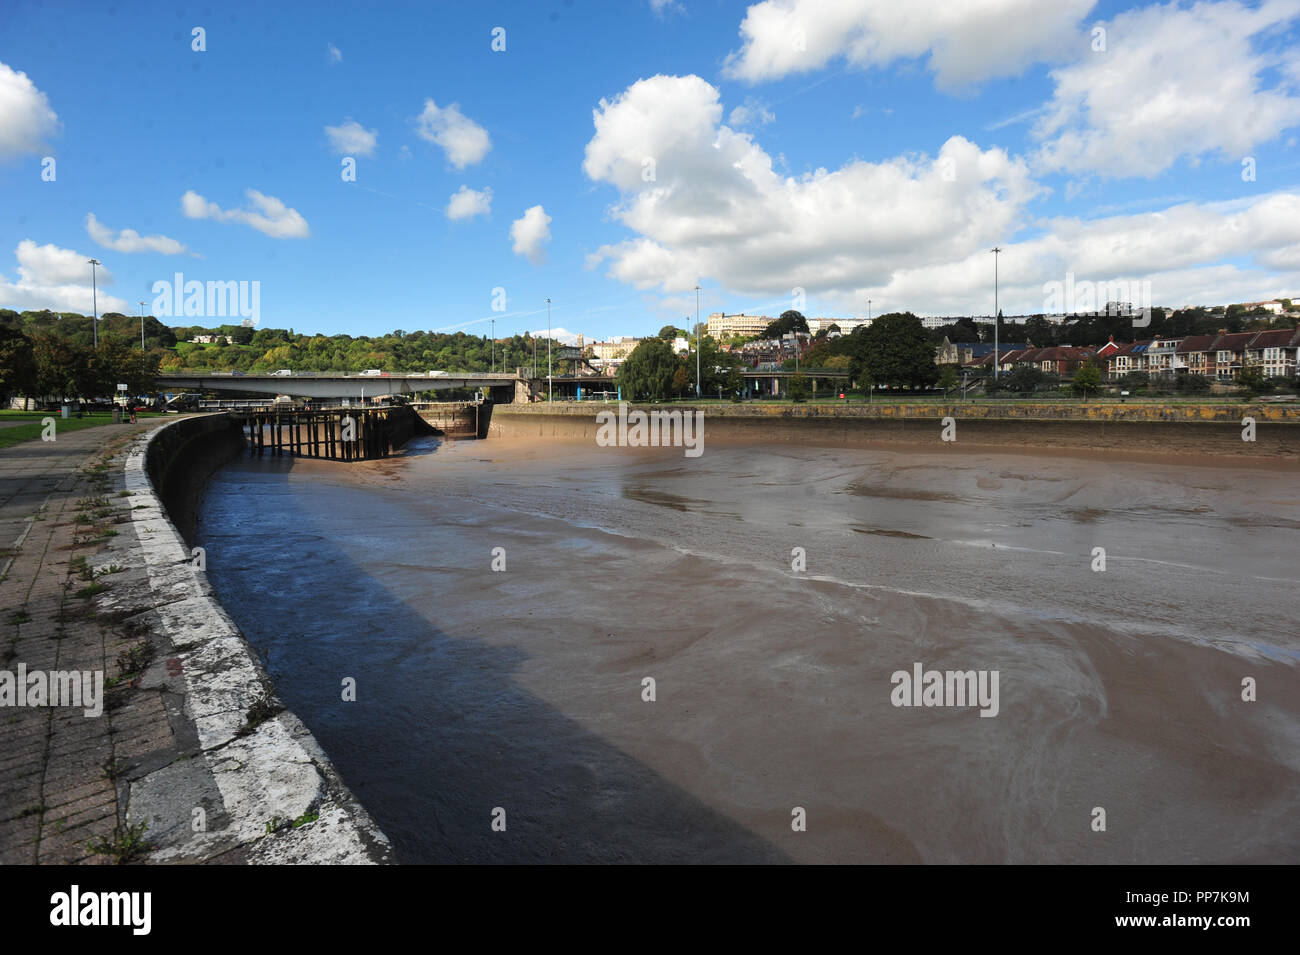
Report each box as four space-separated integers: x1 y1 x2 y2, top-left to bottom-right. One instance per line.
94 415 392 863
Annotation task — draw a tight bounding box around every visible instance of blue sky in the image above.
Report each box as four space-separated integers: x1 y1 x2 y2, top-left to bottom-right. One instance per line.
3 0 1300 341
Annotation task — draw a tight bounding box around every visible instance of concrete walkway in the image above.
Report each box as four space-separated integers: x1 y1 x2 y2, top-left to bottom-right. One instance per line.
0 420 155 863
2 416 392 865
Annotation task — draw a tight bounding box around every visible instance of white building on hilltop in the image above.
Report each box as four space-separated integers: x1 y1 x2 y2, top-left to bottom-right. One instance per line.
706 312 773 338
807 316 870 335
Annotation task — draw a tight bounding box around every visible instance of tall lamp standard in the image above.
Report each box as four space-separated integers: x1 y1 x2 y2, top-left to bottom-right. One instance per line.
546 297 552 403
694 284 701 399
138 301 147 350
88 259 101 348
990 247 1002 380
490 318 495 373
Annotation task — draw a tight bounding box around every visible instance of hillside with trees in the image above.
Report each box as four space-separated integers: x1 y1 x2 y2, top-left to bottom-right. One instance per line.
0 308 569 404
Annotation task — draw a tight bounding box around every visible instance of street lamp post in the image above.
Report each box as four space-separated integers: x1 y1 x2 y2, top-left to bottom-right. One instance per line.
138 301 146 350
546 297 552 404
694 284 701 399
990 247 1002 380
491 318 495 373
88 259 101 348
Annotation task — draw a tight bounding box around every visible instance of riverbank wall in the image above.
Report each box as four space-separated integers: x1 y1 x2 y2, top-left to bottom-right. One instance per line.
492 401 1300 459
90 414 393 863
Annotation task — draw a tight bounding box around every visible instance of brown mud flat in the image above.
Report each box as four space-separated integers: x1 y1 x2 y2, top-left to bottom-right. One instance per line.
199 427 1300 864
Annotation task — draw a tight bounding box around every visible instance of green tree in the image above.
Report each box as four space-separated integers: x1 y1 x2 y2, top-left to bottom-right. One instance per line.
1176 373 1211 395
1024 315 1054 347
658 325 683 341
788 373 810 402
1237 361 1270 395
861 312 939 389
937 365 959 396
724 365 743 399
33 333 93 398
762 310 809 338
617 337 678 401
1073 358 1102 397
1004 364 1048 394
687 335 743 395
0 326 37 400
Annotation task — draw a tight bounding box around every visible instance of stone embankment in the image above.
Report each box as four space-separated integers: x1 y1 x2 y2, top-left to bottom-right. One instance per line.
0 413 392 864
492 401 1300 458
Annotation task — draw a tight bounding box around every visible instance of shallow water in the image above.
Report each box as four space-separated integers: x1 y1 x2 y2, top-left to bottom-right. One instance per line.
196 433 1300 863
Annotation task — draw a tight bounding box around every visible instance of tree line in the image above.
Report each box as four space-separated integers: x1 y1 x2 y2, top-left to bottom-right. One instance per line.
0 309 573 403
927 304 1294 349
618 312 941 400
0 325 159 403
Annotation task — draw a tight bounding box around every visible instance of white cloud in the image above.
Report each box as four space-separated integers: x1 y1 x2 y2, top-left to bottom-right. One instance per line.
328 43 342 64
446 185 493 221
16 239 108 285
821 192 1300 315
650 0 685 17
511 205 552 264
324 119 377 156
0 240 127 313
415 99 491 168
723 0 1096 90
727 97 775 127
180 189 310 239
1034 0 1300 178
0 61 60 158
583 74 1039 298
581 74 1300 316
85 213 190 255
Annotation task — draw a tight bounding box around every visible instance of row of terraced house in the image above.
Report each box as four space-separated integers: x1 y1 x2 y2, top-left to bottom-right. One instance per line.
941 328 1300 383
1095 328 1300 382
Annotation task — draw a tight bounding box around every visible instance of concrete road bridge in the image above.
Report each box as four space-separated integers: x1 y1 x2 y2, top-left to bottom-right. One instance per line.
155 371 524 402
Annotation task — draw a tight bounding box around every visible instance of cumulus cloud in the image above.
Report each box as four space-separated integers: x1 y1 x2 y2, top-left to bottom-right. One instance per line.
328 43 342 64
722 0 1096 90
727 97 775 127
180 189 310 239
510 205 552 264
0 240 127 313
650 0 685 17
0 61 60 158
1033 0 1300 178
325 119 378 156
85 213 190 255
446 185 493 221
583 74 1038 298
582 73 1300 316
415 99 491 168
804 191 1300 315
